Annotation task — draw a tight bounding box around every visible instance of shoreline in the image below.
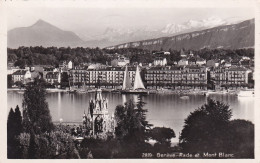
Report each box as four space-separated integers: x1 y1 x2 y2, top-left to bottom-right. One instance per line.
7 88 243 95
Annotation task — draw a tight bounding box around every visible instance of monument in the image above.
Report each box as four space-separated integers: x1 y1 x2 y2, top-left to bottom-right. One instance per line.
82 88 115 138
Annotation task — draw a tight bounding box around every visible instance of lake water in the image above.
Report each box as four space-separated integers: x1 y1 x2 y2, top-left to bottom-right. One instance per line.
7 91 254 142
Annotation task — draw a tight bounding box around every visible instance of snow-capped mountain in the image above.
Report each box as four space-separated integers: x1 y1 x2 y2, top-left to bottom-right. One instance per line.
88 26 163 47
107 19 255 50
161 16 228 35
86 16 239 47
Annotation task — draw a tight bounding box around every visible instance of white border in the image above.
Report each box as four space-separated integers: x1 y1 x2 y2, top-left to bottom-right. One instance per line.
0 0 259 163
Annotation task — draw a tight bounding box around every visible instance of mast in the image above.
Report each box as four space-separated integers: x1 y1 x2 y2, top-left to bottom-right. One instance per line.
133 65 145 90
122 65 132 90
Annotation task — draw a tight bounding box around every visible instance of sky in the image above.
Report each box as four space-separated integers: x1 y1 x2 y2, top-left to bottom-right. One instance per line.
7 7 255 39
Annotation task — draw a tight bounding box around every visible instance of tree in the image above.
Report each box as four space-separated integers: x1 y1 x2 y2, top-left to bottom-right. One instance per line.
7 108 15 158
7 74 13 88
149 127 175 153
114 97 153 157
60 72 69 88
14 105 23 135
28 131 37 159
179 98 232 153
15 81 23 89
8 53 18 62
227 119 254 158
7 106 23 158
22 78 54 134
135 96 153 142
149 127 175 144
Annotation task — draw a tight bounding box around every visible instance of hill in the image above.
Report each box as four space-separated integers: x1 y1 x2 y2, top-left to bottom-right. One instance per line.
106 19 254 51
8 19 84 48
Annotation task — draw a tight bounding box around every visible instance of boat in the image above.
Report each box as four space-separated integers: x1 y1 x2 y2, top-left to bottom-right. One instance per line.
77 81 87 93
75 136 84 143
17 90 24 94
121 89 149 94
87 89 96 93
148 90 157 94
102 88 112 93
67 80 77 93
121 65 149 94
180 96 189 100
237 90 254 97
77 90 87 93
67 89 77 93
111 89 120 93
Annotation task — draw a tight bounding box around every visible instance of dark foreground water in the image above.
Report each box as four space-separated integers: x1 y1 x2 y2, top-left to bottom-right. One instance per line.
7 91 254 142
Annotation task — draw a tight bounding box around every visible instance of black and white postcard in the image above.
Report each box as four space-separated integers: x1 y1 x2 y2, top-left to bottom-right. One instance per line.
0 0 259 162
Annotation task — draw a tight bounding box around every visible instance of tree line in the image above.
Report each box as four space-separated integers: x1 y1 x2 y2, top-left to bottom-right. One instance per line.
8 46 254 69
7 79 254 159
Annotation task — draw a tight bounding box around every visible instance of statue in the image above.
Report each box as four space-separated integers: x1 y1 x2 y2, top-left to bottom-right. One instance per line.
89 99 94 118
94 115 103 134
82 112 87 128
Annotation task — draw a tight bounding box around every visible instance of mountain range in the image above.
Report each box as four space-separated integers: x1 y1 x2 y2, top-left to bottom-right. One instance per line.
8 18 254 50
84 16 236 47
107 19 255 50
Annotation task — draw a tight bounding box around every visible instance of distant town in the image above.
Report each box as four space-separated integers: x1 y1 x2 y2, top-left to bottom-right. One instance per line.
7 47 254 95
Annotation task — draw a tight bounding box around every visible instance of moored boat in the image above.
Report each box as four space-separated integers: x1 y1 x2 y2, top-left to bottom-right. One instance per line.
121 89 149 94
237 90 254 97
120 65 148 94
180 96 189 100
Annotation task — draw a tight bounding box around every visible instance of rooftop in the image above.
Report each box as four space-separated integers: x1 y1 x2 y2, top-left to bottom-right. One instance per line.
228 66 247 71
12 70 27 75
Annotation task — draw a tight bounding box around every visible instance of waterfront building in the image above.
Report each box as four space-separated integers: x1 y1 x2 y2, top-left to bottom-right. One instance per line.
231 59 240 66
196 58 206 66
182 65 207 89
45 72 61 85
69 67 137 88
69 67 87 86
12 70 32 84
188 57 196 65
180 49 187 58
178 58 189 66
12 70 26 84
7 66 22 75
206 59 220 68
59 60 74 70
153 57 167 66
145 65 207 89
87 63 106 70
226 66 250 85
68 61 73 69
211 66 251 89
240 60 251 68
224 62 232 67
145 66 183 89
111 57 130 67
164 51 170 55
30 65 44 72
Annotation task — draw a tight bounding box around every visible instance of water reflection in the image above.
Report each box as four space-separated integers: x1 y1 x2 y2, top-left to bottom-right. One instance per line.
8 92 254 142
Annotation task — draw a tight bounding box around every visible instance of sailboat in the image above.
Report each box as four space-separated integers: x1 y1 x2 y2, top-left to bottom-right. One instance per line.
121 65 149 94
67 80 76 93
77 81 87 93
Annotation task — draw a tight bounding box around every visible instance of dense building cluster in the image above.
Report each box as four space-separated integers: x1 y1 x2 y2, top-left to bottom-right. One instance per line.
7 50 254 90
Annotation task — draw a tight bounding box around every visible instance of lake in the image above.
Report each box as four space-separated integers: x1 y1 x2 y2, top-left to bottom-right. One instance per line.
7 91 254 142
